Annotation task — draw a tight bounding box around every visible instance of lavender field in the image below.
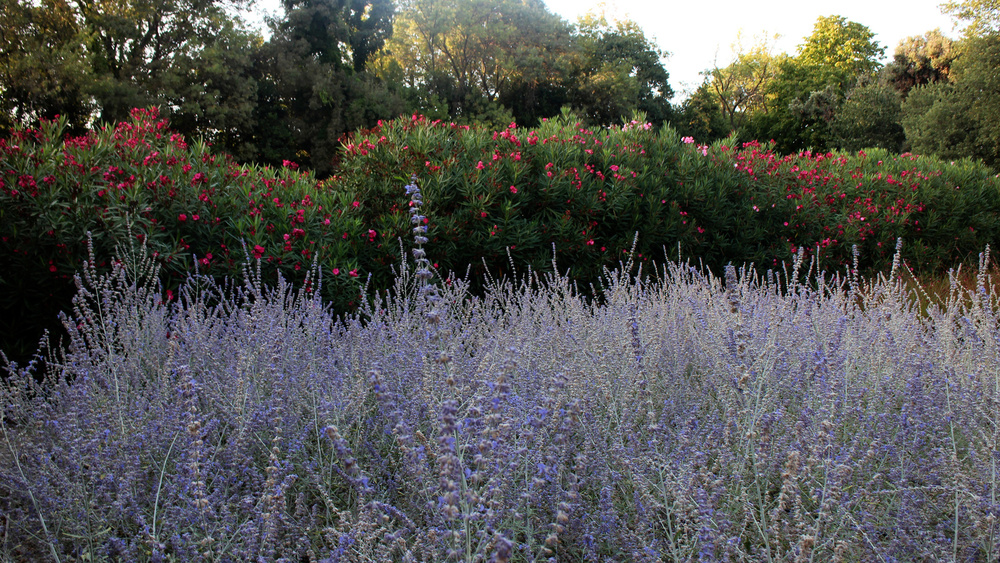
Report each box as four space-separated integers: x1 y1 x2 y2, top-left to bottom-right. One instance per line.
2 201 999 563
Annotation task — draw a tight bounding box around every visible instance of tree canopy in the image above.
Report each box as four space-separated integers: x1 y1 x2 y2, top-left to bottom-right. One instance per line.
942 0 1000 36
902 32 1000 168
797 15 885 83
738 15 887 153
884 29 958 95
705 33 782 129
1 1 996 174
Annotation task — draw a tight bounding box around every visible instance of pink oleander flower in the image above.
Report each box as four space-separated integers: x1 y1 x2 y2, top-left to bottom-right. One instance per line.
682 136 694 144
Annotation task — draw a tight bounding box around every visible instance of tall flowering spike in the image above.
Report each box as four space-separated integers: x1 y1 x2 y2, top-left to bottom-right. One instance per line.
405 174 443 322
725 263 739 313
977 243 991 296
629 303 643 368
848 244 860 298
889 237 904 282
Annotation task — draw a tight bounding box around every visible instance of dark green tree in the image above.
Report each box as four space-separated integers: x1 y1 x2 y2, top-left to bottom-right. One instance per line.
900 82 977 160
157 23 262 162
570 12 673 126
884 29 958 96
0 0 268 152
0 0 93 132
251 0 403 175
744 15 886 152
832 76 905 152
383 0 572 124
279 0 394 72
73 0 260 124
743 57 840 153
672 81 731 142
900 33 1000 169
955 33 1000 167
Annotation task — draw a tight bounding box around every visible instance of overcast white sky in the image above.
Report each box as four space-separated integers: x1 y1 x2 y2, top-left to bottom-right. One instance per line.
250 0 963 99
543 0 962 96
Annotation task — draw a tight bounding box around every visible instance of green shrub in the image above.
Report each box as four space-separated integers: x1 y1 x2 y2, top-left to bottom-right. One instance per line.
338 112 766 289
0 108 378 363
338 111 1000 285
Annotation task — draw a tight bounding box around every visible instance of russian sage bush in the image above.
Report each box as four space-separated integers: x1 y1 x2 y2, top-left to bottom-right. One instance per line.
1 220 999 559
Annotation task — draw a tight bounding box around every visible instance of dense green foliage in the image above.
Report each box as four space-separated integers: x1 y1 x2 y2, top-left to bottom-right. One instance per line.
830 77 905 152
901 33 1000 170
733 16 886 154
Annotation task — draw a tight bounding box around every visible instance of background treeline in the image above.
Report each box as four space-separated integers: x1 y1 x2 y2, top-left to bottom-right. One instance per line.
4 0 1000 176
0 0 671 177
680 13 1000 172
